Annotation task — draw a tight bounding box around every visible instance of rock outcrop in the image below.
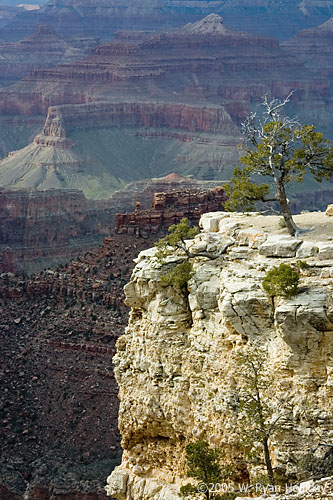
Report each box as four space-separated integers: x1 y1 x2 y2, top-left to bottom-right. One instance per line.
106 210 333 499
115 187 227 235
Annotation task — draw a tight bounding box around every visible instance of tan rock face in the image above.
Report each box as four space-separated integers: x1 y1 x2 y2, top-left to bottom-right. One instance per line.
106 211 333 500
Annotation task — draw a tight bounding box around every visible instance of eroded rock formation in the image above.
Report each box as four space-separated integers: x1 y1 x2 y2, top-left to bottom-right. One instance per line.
0 101 241 196
115 187 227 235
0 14 331 198
0 16 320 114
106 210 333 500
0 178 226 274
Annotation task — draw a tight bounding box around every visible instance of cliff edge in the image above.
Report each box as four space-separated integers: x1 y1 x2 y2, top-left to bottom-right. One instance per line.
106 210 333 499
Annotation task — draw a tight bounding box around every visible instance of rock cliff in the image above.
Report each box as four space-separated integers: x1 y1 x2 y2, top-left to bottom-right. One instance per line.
0 188 116 274
115 187 228 236
0 178 225 274
106 210 333 499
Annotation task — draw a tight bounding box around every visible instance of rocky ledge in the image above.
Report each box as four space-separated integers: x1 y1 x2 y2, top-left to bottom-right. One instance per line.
106 210 333 500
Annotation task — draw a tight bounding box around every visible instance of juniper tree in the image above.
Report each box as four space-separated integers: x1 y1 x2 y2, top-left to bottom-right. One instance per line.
225 94 333 236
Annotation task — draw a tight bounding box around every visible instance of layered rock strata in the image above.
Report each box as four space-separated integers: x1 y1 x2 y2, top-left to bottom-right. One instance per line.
0 25 98 87
0 178 225 274
106 210 333 500
0 188 116 274
0 101 241 196
0 16 320 113
283 17 333 84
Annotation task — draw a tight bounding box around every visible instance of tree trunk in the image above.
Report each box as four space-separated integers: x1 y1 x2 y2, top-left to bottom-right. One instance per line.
276 180 298 236
263 436 275 487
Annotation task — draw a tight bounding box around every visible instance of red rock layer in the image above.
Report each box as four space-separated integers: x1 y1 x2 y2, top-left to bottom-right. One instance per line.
115 187 228 235
0 16 322 121
0 179 224 274
40 101 239 137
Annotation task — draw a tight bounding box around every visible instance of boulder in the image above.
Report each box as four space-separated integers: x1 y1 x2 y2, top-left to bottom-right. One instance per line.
296 241 318 258
325 204 333 216
200 212 228 232
318 242 333 260
259 234 302 257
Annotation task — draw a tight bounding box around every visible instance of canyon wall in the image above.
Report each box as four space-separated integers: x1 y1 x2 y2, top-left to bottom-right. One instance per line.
1 15 332 199
0 188 115 274
0 178 226 274
106 210 333 499
0 25 98 87
0 233 157 500
0 16 322 114
0 100 241 197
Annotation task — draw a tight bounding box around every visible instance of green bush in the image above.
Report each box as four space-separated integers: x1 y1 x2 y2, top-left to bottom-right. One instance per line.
160 260 193 291
155 218 199 293
262 263 300 298
180 483 198 497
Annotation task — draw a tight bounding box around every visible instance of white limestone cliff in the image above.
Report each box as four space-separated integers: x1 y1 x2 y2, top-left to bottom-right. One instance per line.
106 211 333 500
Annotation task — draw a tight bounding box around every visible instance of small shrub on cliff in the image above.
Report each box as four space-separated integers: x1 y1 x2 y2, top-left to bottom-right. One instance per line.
299 448 333 480
155 218 232 293
155 218 199 292
262 263 300 298
180 440 222 500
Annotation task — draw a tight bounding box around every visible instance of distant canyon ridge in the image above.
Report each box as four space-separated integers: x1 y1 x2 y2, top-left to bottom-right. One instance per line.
0 13 332 200
1 0 333 42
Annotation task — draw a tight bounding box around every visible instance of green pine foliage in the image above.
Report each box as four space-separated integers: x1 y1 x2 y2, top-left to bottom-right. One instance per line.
262 263 300 298
181 440 222 499
234 346 292 486
185 440 222 485
160 260 193 290
224 95 333 235
155 218 199 292
224 166 270 212
155 218 199 261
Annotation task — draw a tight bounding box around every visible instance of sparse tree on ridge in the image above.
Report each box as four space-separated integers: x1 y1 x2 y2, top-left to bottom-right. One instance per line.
225 93 333 236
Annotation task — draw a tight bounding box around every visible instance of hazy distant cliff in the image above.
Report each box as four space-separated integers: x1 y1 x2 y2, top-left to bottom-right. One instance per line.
106 211 333 500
